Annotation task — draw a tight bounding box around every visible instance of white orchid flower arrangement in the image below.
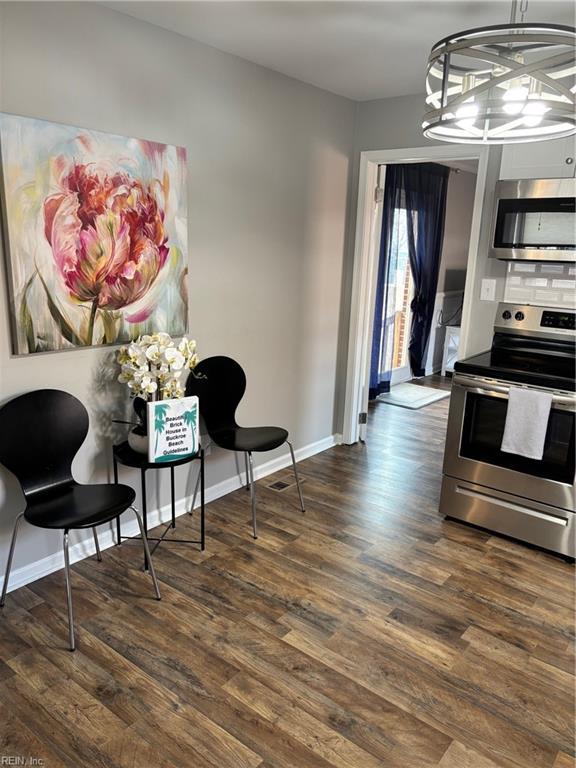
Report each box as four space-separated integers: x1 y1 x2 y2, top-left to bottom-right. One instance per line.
117 333 199 401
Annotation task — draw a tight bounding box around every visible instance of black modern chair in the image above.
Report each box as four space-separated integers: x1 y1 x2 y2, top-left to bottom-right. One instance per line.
0 389 161 651
186 356 305 538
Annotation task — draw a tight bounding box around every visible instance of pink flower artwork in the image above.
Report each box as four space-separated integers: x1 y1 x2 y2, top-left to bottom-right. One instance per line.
0 114 187 353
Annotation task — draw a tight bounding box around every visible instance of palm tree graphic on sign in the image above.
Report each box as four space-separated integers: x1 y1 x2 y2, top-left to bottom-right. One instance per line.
182 407 198 455
153 403 170 454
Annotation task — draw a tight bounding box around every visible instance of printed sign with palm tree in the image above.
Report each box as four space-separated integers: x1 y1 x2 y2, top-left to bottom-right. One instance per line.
147 396 199 463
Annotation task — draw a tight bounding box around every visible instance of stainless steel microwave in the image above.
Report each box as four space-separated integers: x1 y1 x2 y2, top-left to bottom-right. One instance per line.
490 178 576 262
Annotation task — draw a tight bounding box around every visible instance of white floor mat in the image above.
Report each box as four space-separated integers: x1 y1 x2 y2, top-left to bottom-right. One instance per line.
376 383 450 410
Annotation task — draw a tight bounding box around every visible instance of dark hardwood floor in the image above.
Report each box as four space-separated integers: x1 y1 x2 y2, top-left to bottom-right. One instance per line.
0 376 574 767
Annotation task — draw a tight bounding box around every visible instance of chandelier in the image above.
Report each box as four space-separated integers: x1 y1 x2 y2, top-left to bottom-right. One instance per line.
422 0 576 144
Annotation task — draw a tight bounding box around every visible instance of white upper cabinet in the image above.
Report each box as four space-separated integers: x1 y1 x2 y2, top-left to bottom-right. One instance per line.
499 136 576 180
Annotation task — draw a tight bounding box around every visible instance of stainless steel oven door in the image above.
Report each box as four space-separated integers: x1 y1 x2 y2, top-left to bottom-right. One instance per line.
440 476 575 558
444 374 576 512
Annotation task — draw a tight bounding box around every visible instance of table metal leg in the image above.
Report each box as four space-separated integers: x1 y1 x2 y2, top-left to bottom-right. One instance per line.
188 468 200 516
113 457 121 545
200 449 205 551
114 449 204 558
141 468 148 570
170 466 176 529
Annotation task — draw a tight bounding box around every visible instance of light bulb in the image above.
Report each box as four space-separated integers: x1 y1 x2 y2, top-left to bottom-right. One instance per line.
522 100 548 128
456 100 478 128
523 115 543 127
456 102 478 120
503 86 529 115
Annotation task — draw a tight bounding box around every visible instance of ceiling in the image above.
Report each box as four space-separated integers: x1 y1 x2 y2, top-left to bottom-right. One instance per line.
105 1 576 101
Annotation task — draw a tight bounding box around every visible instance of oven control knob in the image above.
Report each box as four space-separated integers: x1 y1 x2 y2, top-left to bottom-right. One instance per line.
502 310 512 320
515 311 525 321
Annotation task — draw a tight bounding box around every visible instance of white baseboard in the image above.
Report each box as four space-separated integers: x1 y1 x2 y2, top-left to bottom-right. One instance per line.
0 434 337 595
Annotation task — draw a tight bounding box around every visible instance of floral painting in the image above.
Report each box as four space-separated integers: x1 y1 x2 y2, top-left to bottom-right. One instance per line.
0 113 188 354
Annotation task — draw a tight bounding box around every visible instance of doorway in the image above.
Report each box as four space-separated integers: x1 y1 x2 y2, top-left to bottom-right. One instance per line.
372 158 479 400
381 206 414 388
343 145 489 444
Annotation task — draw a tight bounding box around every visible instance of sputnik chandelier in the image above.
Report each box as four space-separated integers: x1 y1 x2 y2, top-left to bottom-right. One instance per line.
422 0 576 144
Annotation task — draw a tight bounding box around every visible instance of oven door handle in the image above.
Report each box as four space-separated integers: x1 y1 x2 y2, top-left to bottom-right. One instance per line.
452 375 576 411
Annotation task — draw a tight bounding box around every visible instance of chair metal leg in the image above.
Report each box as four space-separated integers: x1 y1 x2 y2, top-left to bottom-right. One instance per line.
92 527 102 561
0 512 24 607
132 507 161 600
63 531 75 651
140 469 148 571
286 441 305 513
188 467 201 516
248 452 257 539
244 452 251 491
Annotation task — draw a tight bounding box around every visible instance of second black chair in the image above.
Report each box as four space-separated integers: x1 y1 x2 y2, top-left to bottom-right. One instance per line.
186 356 305 538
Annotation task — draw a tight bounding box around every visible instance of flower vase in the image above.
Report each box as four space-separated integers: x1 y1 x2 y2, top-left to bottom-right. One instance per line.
128 428 149 455
128 397 149 455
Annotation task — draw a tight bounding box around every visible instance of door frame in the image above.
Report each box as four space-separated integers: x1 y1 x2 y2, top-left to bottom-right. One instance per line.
342 144 490 445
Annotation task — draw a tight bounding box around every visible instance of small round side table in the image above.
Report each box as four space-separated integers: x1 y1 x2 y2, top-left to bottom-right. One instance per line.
113 442 205 568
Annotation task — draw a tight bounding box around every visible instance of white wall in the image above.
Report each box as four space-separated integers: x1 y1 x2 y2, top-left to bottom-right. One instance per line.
334 95 434 428
458 147 506 359
353 96 508 352
0 2 356 584
438 169 477 293
354 94 432 151
334 94 506 428
346 93 573 371
423 167 477 373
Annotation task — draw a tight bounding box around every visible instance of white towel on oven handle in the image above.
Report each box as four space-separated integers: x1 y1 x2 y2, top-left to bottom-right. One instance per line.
501 386 553 461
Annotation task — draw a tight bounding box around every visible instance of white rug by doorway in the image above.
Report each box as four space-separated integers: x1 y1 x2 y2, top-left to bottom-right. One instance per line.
377 383 450 410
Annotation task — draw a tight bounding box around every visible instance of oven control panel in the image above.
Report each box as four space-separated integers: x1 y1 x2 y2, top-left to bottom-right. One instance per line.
540 311 575 330
495 303 576 339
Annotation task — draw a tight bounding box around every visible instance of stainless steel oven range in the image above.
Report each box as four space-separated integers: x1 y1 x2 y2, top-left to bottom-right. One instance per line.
440 303 575 558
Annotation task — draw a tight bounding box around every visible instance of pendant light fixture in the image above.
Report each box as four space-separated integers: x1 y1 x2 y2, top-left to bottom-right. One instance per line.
422 0 576 143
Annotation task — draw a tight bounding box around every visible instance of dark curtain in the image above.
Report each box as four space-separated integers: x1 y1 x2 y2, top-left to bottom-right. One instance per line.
369 162 449 398
368 165 403 399
404 163 450 376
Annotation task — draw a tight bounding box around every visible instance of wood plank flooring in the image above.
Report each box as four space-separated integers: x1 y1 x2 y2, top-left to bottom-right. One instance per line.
1 376 574 767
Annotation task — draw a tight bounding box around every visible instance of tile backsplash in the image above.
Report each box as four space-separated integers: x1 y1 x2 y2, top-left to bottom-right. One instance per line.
504 262 576 308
